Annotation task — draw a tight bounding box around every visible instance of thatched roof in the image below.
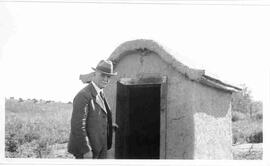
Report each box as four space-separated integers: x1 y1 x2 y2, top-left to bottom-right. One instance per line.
80 39 241 92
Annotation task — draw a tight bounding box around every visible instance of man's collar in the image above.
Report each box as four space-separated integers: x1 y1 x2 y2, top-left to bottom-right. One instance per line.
91 81 103 94
91 81 106 113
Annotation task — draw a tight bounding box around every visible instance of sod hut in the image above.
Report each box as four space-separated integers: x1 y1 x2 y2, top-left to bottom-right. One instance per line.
80 39 240 159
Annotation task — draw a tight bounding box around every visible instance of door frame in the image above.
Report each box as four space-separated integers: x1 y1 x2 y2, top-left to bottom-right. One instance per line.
115 73 168 159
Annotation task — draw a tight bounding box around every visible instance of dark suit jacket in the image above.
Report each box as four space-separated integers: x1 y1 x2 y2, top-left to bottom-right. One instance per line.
68 83 113 155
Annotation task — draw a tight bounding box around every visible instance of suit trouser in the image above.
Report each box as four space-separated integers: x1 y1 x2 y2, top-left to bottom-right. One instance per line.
74 153 84 159
92 146 107 159
74 146 107 159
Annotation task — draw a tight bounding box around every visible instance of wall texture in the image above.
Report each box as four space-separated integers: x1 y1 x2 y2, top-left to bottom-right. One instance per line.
104 50 232 159
192 82 233 159
105 51 195 159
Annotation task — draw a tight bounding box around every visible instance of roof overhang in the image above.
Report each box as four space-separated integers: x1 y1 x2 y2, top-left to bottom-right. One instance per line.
201 75 242 92
80 39 241 93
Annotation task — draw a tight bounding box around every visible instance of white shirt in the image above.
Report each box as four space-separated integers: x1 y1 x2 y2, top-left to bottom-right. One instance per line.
91 81 106 113
91 81 103 96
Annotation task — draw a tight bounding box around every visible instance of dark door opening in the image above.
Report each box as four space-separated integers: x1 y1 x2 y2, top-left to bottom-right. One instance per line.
115 83 161 159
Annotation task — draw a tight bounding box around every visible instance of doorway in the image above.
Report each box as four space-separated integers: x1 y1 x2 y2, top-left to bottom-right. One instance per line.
115 76 167 159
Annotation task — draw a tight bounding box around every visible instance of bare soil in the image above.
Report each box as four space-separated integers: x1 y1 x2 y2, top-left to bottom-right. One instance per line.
232 143 263 160
51 143 263 159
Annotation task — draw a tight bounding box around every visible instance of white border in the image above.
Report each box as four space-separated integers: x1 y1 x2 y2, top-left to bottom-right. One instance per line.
1 1 269 166
0 0 270 6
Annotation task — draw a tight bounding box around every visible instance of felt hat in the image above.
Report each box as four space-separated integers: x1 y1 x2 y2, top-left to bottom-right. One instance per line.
91 60 117 76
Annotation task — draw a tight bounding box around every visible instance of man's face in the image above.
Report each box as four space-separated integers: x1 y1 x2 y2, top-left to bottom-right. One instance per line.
93 71 111 89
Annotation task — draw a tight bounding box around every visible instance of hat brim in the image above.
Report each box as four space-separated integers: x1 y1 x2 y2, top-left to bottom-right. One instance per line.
91 67 117 76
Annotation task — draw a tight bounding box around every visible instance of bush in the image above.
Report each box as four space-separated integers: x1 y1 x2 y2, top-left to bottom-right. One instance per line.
232 115 239 122
232 111 246 122
15 139 51 158
255 113 263 120
5 99 72 158
232 117 262 144
24 132 40 143
246 131 263 143
5 123 55 158
5 133 19 153
233 132 246 144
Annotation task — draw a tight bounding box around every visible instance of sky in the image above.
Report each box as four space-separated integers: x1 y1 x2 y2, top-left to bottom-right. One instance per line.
1 1 270 103
0 1 270 164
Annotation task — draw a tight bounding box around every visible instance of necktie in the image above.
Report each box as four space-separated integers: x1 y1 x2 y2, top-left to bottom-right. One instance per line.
100 91 105 101
99 91 107 113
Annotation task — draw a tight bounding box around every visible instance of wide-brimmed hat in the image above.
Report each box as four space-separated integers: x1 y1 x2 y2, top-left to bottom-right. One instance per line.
91 60 117 76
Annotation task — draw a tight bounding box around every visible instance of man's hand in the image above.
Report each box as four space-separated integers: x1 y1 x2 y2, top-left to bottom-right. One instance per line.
112 123 119 132
83 151 92 159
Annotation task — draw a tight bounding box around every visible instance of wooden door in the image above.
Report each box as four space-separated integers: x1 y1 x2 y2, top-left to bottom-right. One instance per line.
115 82 130 159
115 74 168 159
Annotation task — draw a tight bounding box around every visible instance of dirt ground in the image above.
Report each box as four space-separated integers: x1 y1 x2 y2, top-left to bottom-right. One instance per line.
232 143 263 160
51 143 263 159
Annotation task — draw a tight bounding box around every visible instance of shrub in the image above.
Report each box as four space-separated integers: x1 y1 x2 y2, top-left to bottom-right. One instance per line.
255 113 263 120
232 111 246 122
232 115 239 122
5 99 72 158
24 132 40 143
233 132 246 144
32 99 38 103
5 133 19 153
232 117 262 144
233 135 238 144
246 131 263 143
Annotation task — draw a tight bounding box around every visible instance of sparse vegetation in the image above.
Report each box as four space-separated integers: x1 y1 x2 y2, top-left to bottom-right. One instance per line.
233 143 262 160
5 99 73 158
231 85 263 160
5 90 263 159
232 118 263 144
231 85 263 145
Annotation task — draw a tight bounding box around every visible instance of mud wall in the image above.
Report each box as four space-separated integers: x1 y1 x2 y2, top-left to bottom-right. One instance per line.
104 50 232 159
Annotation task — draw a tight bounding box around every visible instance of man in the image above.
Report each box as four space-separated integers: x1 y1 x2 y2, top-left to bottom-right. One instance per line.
68 60 117 159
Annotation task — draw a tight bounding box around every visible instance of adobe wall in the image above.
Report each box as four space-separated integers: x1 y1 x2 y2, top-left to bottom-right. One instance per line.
104 50 232 159
191 83 233 159
105 51 195 159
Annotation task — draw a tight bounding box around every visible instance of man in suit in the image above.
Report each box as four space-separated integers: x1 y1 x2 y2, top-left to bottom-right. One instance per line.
68 60 117 159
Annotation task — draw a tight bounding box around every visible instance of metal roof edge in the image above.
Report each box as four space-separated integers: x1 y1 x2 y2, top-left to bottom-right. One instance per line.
200 74 242 92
